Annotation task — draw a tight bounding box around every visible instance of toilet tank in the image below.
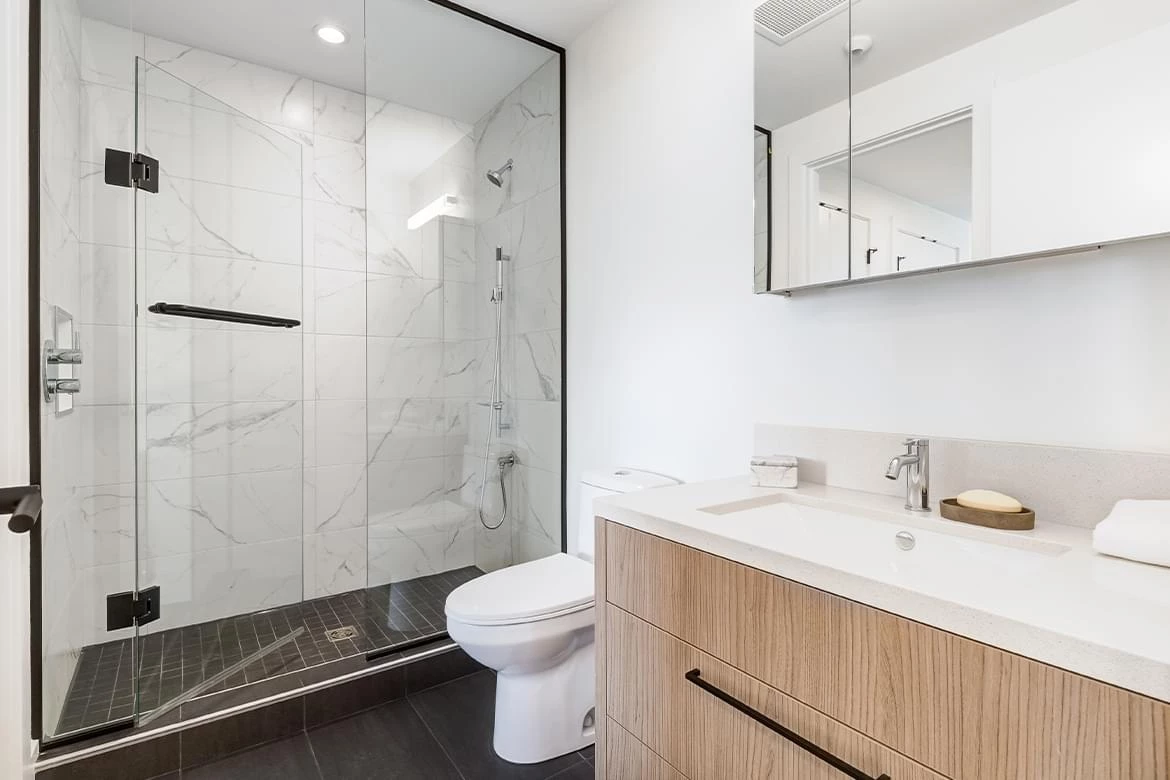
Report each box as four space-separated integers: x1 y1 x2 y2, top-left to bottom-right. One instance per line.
576 468 682 560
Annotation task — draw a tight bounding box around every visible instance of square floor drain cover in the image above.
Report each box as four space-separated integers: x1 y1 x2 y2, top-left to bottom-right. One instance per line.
325 626 358 642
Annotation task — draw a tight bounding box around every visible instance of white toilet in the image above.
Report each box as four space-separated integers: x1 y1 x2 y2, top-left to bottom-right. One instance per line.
445 468 681 764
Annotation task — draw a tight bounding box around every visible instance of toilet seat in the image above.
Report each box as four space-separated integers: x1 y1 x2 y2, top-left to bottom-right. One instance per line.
446 553 593 627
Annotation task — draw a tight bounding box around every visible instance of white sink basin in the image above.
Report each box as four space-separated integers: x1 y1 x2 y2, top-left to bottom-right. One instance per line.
699 493 1070 586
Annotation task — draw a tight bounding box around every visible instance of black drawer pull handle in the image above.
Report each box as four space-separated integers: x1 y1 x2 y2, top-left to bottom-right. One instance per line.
684 669 890 780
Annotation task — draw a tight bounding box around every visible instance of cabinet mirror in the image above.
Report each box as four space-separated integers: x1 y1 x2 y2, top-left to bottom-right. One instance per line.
754 0 1170 293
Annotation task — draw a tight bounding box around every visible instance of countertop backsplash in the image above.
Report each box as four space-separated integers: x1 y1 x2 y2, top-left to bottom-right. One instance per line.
754 424 1170 530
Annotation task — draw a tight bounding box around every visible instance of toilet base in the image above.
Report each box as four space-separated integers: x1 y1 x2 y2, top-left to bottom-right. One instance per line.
492 639 596 764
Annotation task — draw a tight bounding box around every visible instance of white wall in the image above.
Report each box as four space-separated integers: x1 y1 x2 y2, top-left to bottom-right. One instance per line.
564 0 1170 553
1 0 34 771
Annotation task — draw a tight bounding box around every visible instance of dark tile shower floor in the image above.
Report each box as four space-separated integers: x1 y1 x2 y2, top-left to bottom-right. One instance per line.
56 567 482 735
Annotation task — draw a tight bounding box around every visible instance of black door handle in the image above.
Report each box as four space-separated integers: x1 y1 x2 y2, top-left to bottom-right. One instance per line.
1 485 42 533
685 669 890 780
148 302 300 328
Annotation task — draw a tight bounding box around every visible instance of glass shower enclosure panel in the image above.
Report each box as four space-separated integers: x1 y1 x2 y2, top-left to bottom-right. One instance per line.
132 59 306 723
38 2 140 740
361 0 565 660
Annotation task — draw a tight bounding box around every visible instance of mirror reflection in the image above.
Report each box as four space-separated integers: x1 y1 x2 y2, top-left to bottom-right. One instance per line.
755 0 1170 292
755 0 850 288
848 114 973 278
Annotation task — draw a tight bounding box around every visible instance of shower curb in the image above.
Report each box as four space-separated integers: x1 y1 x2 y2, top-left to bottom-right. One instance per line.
33 640 482 779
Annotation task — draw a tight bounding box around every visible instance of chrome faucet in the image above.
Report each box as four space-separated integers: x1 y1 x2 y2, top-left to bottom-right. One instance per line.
885 438 930 512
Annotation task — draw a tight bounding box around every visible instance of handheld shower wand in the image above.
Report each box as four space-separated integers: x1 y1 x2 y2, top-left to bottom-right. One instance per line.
478 246 514 531
491 245 507 303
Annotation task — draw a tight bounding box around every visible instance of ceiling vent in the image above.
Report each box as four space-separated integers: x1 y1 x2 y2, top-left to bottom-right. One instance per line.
754 0 849 45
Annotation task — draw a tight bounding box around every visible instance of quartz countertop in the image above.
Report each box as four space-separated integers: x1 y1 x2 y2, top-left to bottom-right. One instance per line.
595 477 1170 703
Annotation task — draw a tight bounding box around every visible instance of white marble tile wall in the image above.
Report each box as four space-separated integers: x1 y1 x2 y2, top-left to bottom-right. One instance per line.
86 22 492 599
359 78 485 588
66 20 314 644
754 424 1170 529
365 216 478 588
466 56 564 569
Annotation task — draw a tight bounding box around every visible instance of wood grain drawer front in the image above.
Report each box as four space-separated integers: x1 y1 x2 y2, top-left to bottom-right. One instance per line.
607 605 946 780
604 522 1170 779
607 718 690 780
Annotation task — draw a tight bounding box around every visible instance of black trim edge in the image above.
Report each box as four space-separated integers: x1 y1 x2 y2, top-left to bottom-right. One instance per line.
753 124 773 292
365 632 451 664
558 29 568 556
423 0 566 54
28 0 43 743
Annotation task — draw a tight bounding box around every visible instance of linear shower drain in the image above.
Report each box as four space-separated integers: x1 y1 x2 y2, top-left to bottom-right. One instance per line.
325 626 358 642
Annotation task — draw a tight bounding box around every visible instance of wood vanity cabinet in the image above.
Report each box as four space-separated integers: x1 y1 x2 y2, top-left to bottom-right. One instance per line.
595 520 1170 780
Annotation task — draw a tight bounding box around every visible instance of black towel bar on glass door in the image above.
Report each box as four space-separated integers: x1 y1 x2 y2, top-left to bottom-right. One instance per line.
148 302 300 328
684 668 891 780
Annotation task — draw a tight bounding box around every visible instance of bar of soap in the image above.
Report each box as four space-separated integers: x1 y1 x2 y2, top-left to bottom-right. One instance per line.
956 489 1023 513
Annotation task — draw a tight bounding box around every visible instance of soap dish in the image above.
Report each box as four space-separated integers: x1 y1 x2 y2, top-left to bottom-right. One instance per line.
940 498 1035 531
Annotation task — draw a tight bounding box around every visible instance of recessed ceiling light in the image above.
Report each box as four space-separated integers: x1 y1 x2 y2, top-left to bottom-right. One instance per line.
315 25 347 45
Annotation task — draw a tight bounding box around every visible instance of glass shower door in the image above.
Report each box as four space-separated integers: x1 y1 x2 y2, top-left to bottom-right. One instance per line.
132 59 306 723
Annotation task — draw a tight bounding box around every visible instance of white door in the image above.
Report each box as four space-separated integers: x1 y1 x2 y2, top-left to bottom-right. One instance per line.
849 214 875 279
811 206 849 284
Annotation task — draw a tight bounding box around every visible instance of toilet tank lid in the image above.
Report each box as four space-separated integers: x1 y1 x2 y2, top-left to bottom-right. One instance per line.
581 468 682 493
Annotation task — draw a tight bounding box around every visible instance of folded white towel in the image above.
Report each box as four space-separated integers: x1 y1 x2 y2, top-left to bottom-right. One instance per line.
1092 499 1170 568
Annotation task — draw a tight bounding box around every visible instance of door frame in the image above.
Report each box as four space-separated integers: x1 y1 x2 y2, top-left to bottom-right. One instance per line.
23 0 42 745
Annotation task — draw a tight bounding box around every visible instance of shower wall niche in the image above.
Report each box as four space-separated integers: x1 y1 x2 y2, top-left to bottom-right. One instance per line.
37 0 564 743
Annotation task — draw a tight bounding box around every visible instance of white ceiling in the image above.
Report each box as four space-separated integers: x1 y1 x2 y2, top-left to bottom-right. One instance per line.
755 0 1078 129
455 0 620 44
77 0 582 124
850 118 973 218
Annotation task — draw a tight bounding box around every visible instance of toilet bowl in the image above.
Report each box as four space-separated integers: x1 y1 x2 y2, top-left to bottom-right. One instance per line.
445 468 682 764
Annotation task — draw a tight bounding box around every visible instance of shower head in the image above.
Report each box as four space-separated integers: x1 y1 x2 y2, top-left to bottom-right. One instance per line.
486 159 513 188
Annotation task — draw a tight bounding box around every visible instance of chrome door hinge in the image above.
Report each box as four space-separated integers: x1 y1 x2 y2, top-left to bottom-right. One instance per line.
104 148 160 193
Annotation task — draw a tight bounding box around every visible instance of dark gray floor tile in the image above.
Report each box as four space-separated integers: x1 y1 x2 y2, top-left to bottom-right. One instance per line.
409 671 581 780
405 647 485 694
35 732 180 780
548 761 594 780
308 698 461 779
179 698 303 769
183 734 321 780
303 665 405 728
578 744 595 765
